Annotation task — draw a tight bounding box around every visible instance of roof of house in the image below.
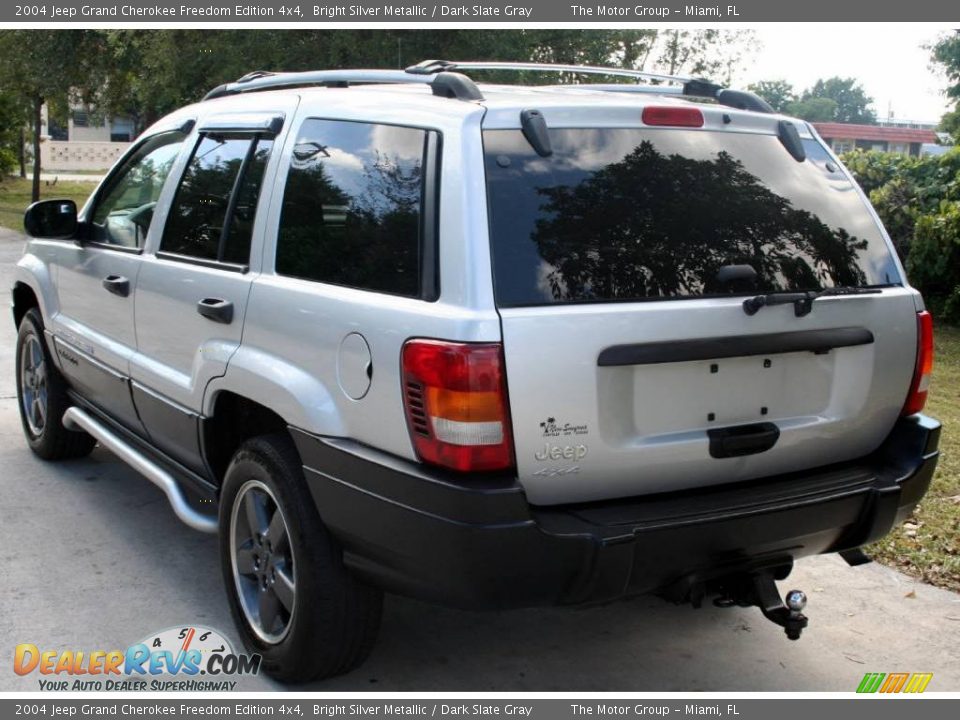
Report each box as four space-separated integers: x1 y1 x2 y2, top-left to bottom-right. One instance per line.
812 122 938 144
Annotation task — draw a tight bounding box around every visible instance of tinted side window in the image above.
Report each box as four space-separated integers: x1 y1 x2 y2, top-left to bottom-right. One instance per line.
276 119 427 297
90 131 186 248
161 134 273 265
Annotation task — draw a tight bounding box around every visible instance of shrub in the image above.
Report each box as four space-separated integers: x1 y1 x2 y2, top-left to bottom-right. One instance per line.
842 148 960 322
907 203 960 324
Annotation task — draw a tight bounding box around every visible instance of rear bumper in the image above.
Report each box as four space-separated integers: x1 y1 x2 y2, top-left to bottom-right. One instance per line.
293 415 940 610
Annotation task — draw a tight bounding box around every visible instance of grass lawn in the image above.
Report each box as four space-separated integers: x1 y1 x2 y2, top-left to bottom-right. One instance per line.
869 323 960 592
0 176 97 233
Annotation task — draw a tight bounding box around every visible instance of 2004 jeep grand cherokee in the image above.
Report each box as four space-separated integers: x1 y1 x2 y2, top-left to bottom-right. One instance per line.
12 61 940 681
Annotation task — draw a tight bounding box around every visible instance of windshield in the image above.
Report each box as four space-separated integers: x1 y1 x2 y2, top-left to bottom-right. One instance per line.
483 128 901 307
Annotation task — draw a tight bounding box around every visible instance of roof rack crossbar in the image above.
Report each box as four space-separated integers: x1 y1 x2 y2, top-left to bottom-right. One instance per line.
202 69 483 102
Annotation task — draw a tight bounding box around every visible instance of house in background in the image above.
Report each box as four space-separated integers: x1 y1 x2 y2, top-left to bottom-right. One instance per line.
38 102 134 172
67 108 135 143
812 121 939 157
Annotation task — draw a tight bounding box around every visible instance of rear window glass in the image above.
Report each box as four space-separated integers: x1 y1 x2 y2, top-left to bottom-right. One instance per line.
483 128 901 307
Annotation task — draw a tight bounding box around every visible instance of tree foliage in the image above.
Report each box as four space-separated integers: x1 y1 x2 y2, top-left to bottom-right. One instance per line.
794 77 876 123
843 147 960 322
932 31 960 104
748 76 876 123
640 30 756 83
0 92 27 177
746 80 796 113
0 30 107 200
785 97 840 123
529 141 869 302
939 107 960 144
932 31 960 144
0 28 754 197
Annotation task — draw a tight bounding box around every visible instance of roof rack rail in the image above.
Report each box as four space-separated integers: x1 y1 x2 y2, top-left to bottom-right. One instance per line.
406 59 696 86
202 69 483 102
404 60 774 114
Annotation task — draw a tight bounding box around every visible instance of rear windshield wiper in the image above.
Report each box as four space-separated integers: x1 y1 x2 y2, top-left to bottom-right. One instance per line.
743 287 884 317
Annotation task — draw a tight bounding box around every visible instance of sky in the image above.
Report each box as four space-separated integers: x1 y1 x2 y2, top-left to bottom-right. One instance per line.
737 23 955 124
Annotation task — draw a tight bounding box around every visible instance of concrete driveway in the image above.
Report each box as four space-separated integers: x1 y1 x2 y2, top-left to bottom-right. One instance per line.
1 227 958 692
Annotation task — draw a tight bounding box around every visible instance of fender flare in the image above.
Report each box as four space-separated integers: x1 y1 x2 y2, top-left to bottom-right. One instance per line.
202 344 346 437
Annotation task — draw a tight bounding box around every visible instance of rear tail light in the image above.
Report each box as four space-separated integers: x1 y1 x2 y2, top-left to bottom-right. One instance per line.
642 106 704 128
902 311 934 416
401 339 514 472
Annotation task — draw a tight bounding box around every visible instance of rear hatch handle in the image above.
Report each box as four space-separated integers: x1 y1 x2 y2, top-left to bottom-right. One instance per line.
743 286 884 317
708 422 780 458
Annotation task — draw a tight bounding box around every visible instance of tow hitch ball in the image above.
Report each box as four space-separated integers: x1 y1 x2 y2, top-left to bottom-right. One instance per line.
714 572 809 640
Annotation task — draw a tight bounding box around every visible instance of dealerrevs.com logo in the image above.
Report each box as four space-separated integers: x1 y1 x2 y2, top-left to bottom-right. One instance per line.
13 626 261 691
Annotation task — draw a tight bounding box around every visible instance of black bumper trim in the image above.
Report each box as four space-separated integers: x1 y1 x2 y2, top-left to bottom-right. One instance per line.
302 461 535 531
292 415 940 610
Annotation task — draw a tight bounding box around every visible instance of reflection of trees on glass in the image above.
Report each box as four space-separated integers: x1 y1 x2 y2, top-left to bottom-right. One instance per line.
161 135 260 261
276 120 426 298
222 141 273 265
531 141 868 302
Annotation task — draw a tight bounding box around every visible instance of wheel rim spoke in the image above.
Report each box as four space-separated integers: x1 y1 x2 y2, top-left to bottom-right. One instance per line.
274 563 295 613
20 336 47 436
244 490 269 536
266 508 289 552
30 338 42 367
33 398 46 427
235 543 257 576
232 480 296 644
258 587 281 632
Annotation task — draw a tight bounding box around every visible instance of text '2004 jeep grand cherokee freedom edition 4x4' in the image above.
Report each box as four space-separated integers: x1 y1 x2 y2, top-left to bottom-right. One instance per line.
13 61 940 681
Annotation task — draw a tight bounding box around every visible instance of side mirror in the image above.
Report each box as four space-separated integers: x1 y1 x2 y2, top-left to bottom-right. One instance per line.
24 199 78 239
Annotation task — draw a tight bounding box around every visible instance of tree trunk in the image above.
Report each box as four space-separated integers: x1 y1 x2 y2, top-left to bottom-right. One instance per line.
31 96 42 203
19 127 26 178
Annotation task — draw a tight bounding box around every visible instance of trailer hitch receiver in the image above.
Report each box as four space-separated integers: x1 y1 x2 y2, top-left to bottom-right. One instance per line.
713 570 809 640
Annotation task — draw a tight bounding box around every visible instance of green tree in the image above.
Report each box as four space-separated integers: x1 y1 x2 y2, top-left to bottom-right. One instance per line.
63 29 752 139
0 30 108 201
785 97 840 122
800 77 876 123
907 202 960 323
932 32 960 144
641 30 756 83
931 31 960 103
746 80 796 113
0 92 29 178
93 30 662 126
939 107 960 145
843 147 960 320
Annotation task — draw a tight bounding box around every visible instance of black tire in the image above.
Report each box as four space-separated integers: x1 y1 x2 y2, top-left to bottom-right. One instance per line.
218 433 382 682
15 308 96 460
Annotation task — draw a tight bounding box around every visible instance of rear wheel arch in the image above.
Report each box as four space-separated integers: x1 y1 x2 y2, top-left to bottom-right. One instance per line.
201 391 290 485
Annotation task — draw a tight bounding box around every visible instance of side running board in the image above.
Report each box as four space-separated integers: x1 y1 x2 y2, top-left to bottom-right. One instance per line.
62 407 218 534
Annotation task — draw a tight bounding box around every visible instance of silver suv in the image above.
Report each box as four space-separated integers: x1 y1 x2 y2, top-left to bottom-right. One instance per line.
12 61 941 681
